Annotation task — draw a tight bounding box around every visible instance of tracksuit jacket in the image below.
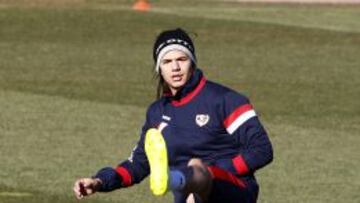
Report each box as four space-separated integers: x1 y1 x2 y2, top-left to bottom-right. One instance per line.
95 68 273 198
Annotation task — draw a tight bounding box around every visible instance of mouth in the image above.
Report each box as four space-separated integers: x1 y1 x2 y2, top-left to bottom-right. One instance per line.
172 74 183 82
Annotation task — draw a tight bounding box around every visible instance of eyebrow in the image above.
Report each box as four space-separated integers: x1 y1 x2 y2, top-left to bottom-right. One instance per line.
162 55 189 61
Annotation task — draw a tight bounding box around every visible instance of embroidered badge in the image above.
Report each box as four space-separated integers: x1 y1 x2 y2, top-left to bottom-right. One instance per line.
196 114 210 127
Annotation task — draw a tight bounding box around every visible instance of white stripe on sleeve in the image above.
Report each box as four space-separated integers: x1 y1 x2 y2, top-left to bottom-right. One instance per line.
226 110 256 135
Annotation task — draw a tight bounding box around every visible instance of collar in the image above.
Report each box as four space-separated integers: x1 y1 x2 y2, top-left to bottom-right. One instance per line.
164 69 206 107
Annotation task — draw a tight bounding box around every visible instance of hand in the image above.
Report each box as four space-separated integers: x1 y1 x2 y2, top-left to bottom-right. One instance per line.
73 178 102 200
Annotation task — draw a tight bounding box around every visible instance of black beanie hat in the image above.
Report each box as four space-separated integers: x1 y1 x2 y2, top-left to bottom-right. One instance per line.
153 28 196 73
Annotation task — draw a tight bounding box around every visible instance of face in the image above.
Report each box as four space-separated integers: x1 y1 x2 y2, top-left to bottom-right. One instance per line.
159 50 193 95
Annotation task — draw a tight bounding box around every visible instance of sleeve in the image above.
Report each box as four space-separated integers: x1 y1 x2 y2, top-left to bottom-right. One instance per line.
93 106 157 192
216 91 273 176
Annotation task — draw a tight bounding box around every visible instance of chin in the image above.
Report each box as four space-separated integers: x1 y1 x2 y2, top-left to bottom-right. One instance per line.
171 82 186 89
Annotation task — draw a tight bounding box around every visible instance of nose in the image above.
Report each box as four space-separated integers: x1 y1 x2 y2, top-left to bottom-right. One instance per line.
171 60 181 71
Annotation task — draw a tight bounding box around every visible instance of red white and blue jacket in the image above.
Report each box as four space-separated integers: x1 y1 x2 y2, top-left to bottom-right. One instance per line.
95 69 273 192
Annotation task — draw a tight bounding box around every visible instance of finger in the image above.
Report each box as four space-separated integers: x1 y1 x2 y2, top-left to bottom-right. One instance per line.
73 188 83 199
73 181 80 195
73 181 83 199
85 187 94 195
76 193 84 200
74 180 82 191
81 179 90 187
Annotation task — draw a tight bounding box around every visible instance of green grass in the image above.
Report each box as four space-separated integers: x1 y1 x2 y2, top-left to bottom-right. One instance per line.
152 4 360 33
0 1 359 203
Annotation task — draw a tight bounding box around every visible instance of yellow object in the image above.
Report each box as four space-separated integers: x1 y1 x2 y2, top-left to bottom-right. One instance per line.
144 128 169 196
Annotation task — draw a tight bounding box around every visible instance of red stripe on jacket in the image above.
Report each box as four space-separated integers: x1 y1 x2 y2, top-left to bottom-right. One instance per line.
172 77 207 106
208 166 246 188
115 166 132 187
223 104 253 128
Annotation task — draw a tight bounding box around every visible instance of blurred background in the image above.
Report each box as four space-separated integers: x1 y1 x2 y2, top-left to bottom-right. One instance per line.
0 0 359 202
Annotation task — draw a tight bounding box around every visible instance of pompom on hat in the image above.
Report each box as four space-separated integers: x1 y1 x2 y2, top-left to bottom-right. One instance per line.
153 28 196 73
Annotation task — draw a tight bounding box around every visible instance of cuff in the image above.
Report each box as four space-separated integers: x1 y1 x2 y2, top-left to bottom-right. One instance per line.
93 167 123 192
232 155 250 175
215 155 250 176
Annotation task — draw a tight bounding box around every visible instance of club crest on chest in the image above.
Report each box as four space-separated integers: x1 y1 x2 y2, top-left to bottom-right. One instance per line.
195 114 210 127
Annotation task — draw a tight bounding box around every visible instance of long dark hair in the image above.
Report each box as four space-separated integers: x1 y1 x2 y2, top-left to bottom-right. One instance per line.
155 72 168 99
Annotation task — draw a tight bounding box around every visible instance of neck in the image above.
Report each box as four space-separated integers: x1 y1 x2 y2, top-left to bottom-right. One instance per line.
170 88 178 96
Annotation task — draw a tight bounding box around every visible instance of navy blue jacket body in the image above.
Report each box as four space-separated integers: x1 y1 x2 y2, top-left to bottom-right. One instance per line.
95 69 273 193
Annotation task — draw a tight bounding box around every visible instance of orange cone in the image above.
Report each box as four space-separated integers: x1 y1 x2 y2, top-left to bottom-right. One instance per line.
133 0 151 12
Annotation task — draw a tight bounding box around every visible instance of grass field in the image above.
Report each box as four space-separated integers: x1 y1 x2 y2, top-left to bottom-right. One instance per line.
0 0 359 202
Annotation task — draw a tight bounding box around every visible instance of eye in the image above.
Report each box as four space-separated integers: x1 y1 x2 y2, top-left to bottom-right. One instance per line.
161 59 172 65
177 56 189 62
